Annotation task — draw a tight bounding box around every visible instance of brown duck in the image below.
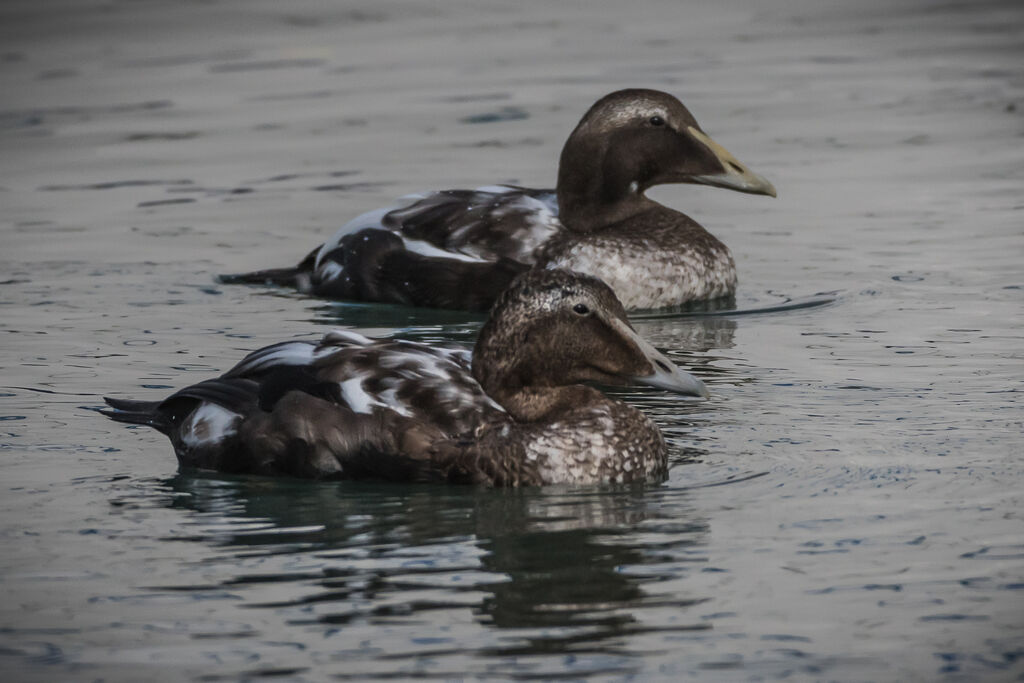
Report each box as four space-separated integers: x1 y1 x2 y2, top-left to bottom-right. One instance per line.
221 89 775 311
103 270 708 485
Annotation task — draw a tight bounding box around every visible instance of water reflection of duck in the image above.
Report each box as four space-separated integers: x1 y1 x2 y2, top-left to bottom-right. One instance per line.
221 89 775 311
103 270 708 485
152 471 711 666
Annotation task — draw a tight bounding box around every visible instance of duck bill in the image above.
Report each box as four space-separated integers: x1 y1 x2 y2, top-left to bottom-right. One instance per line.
685 126 777 197
608 318 709 399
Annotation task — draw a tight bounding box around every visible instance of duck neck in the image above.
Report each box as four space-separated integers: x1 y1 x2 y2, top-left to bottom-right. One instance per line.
555 136 648 233
489 385 600 423
473 316 595 423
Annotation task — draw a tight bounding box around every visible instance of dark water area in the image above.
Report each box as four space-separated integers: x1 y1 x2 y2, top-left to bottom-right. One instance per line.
2 0 1022 680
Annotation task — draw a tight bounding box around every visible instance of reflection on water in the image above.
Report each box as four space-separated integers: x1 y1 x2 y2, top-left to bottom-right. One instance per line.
307 289 835 341
309 300 486 337
126 472 712 677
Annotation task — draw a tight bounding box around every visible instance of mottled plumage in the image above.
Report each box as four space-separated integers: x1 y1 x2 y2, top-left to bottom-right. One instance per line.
103 270 708 486
221 89 775 311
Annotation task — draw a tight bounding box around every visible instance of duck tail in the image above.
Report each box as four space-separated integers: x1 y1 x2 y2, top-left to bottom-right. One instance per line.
217 247 319 289
100 397 171 433
217 266 305 287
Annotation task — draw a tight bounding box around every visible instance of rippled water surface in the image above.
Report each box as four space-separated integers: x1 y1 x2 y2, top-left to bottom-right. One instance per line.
2 0 1022 680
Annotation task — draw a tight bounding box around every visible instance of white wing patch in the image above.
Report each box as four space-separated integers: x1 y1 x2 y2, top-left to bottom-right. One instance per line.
457 190 562 264
406 355 452 381
322 329 374 347
400 237 489 263
181 403 241 448
230 341 317 375
221 331 504 439
472 185 518 195
377 387 414 417
228 334 367 377
315 194 425 268
330 340 506 423
339 377 383 415
315 186 564 269
433 345 473 364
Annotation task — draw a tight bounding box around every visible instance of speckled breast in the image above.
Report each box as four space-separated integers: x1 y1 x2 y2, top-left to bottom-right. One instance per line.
522 404 669 485
545 235 737 310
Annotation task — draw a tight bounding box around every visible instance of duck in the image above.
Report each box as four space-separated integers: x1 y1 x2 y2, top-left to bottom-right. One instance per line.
220 88 775 311
102 269 708 486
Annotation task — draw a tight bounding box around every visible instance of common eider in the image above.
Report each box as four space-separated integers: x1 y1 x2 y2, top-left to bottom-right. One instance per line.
221 89 775 311
103 270 708 486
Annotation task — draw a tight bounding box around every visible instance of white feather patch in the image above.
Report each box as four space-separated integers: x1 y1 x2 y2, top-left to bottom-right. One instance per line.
473 184 517 195
400 237 489 263
234 342 317 374
181 403 240 448
339 377 382 415
410 356 453 380
318 260 344 282
377 387 413 417
323 329 374 347
315 193 425 268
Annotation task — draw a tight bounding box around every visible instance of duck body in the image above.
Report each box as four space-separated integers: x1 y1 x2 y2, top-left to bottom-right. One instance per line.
538 204 736 309
103 270 708 486
221 89 774 311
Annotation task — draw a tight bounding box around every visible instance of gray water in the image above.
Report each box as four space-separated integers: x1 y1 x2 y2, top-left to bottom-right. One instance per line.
2 0 1022 680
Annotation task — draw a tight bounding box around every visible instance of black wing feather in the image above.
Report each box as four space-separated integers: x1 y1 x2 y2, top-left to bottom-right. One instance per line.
313 228 528 311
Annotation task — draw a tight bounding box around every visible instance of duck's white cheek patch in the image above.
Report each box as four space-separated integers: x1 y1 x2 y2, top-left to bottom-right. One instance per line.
181 403 240 448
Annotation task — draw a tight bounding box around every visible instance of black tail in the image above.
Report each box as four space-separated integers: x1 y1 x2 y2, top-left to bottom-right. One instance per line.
101 397 169 432
217 247 319 289
217 265 305 287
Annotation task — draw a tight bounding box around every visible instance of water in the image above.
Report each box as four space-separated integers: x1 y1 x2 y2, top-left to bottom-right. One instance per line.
2 0 1022 680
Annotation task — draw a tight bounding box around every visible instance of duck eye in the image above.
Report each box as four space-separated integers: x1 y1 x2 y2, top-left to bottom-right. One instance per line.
649 115 665 127
572 303 590 316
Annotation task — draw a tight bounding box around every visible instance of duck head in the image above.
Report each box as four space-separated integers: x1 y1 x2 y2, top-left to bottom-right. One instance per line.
557 89 776 230
473 269 708 421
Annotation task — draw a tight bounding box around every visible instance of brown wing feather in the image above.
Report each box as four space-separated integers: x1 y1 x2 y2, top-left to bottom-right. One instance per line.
382 186 561 264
